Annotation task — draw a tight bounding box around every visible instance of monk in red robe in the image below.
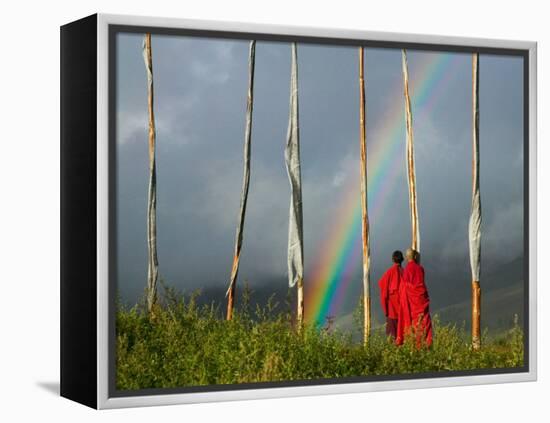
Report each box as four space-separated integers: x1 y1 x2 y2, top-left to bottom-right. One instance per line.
396 248 433 347
378 251 404 340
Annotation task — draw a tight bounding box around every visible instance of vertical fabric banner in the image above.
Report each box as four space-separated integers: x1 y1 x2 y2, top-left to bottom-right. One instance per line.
402 50 420 252
359 46 371 345
143 34 159 313
226 40 256 320
284 43 305 325
469 52 482 350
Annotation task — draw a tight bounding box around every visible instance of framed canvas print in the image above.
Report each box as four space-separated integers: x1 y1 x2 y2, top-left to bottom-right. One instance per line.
60 13 537 409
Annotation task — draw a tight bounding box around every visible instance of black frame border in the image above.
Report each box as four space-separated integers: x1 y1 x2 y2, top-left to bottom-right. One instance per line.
60 14 99 409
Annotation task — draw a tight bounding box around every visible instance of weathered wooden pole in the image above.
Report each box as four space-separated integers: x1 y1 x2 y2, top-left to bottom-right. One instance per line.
143 34 159 313
226 40 256 320
469 52 482 350
359 46 371 346
402 50 420 252
296 277 304 329
284 42 305 330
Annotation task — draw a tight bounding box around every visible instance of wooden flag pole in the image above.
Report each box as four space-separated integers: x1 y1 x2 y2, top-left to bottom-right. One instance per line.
470 52 482 350
297 277 304 330
226 40 256 321
402 49 420 252
143 33 159 313
359 47 371 346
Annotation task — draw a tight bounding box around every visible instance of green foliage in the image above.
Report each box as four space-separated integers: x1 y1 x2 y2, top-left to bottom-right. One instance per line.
352 293 364 340
116 290 524 391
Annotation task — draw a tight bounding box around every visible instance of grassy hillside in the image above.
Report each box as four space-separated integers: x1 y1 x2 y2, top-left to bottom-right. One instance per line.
116 289 524 391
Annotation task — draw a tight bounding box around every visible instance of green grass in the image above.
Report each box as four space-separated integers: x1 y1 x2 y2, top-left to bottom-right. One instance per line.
116 287 524 391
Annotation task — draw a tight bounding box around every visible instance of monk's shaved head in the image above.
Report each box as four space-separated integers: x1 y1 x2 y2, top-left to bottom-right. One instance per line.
405 248 419 262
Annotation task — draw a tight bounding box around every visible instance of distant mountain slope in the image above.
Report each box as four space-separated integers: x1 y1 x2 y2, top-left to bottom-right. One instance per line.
432 256 525 333
334 256 524 337
334 282 523 339
142 256 525 337
436 283 523 333
421 256 524 313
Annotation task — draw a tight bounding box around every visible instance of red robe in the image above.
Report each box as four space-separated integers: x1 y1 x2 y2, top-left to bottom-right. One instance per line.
396 261 433 347
378 264 402 320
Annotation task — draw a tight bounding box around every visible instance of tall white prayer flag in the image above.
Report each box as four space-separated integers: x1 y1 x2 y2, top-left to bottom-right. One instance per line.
284 42 304 290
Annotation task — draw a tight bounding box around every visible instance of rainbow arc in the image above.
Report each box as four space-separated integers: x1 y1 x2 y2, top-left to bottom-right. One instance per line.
305 51 463 326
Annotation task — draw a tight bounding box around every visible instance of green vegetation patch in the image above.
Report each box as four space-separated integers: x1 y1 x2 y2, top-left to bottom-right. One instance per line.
116 288 524 391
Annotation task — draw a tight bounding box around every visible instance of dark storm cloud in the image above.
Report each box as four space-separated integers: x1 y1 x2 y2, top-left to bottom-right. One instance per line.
115 33 524 320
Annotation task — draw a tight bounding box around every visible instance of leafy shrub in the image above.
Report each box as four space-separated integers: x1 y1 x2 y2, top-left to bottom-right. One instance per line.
116 289 524 391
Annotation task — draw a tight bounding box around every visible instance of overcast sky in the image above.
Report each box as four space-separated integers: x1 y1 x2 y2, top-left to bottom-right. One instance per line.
115 32 524 317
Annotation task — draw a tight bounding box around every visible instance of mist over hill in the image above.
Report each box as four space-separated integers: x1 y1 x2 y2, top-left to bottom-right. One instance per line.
122 255 524 336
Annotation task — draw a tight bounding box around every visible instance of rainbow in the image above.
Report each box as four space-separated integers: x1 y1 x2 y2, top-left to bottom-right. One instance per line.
305 50 464 326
